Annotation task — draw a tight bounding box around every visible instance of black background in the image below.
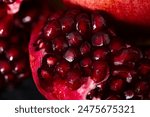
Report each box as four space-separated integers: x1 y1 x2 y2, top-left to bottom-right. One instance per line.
0 78 45 100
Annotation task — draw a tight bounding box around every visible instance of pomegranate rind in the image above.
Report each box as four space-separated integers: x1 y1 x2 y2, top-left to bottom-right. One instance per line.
29 12 56 99
63 0 150 28
52 77 97 100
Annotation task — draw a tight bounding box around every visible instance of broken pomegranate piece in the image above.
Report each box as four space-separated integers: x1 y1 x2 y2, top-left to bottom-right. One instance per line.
29 9 150 100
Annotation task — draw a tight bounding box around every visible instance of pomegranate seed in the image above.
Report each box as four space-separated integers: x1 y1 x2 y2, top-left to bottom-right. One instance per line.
92 32 110 46
92 60 109 83
76 17 90 35
93 47 109 60
6 48 20 61
42 54 58 67
56 60 70 77
113 47 142 66
60 16 74 33
112 66 137 83
43 20 61 40
0 60 11 74
35 39 51 52
64 48 78 62
66 31 82 47
92 12 105 33
0 40 7 53
109 38 125 53
0 15 12 37
13 60 26 73
52 36 68 52
110 78 124 92
80 41 91 55
39 68 53 81
80 57 92 67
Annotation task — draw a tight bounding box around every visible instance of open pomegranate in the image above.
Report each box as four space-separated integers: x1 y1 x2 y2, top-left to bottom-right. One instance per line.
29 8 150 100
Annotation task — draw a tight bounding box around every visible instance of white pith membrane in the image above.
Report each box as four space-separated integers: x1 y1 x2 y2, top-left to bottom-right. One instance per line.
7 0 23 14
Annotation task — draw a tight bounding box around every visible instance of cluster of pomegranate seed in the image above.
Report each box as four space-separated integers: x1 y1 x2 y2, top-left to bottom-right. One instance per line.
29 9 150 100
0 13 31 89
0 30 30 89
0 0 44 90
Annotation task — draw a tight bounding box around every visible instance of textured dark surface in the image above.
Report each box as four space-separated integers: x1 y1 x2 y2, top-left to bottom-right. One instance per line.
0 78 45 100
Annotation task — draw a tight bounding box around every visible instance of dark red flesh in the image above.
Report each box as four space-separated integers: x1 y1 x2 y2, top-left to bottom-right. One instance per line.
29 9 150 100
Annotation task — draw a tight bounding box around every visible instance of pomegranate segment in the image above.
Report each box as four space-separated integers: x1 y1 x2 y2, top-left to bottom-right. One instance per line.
29 9 150 100
0 0 47 90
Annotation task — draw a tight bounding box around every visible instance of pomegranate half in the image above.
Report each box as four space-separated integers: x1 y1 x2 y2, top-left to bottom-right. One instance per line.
29 9 150 100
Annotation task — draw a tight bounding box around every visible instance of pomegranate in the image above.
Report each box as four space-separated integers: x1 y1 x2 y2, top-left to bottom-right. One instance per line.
62 0 150 28
29 9 150 100
0 0 48 90
0 28 30 89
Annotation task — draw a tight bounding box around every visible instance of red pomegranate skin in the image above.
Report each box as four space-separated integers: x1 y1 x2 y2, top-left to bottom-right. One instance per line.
29 10 54 99
63 0 150 28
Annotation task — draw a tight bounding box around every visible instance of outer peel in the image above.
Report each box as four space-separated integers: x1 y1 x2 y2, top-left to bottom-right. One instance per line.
63 0 150 28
